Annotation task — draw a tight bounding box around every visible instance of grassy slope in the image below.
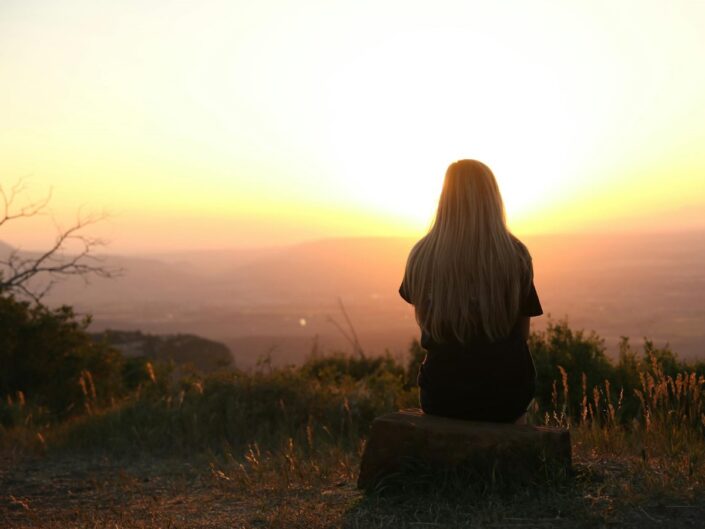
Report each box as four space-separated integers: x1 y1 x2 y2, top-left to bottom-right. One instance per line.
3 333 705 528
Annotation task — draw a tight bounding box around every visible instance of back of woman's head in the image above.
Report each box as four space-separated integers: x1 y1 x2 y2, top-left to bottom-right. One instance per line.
403 159 532 343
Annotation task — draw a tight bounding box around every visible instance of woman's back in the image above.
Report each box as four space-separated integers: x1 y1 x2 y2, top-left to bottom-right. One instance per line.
400 160 543 422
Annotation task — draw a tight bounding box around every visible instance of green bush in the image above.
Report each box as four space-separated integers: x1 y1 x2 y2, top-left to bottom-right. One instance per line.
0 294 124 422
53 362 417 455
530 319 614 416
3 297 705 456
301 352 404 384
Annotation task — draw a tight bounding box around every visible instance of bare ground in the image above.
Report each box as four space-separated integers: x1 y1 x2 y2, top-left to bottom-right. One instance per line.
0 452 356 529
2 452 705 528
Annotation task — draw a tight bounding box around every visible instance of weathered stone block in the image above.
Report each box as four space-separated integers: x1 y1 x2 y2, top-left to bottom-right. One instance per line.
357 408 571 490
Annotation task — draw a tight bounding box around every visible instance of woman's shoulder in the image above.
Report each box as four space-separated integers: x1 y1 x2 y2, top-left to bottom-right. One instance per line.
509 235 533 273
409 235 429 256
509 233 530 254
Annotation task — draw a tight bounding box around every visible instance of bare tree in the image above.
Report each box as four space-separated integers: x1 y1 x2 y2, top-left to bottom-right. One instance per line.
0 177 122 304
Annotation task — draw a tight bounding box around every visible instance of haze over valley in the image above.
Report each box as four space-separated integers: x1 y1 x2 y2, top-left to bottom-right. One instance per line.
4 230 703 368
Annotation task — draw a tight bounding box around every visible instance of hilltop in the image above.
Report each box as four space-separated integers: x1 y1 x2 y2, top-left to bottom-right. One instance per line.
89 330 233 372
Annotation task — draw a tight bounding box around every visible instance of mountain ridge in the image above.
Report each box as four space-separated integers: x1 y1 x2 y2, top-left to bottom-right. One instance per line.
3 231 704 366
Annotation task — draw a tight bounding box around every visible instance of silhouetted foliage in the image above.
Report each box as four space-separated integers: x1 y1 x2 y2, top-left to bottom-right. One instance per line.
301 352 404 384
90 329 233 372
0 293 124 423
4 301 705 453
530 319 613 415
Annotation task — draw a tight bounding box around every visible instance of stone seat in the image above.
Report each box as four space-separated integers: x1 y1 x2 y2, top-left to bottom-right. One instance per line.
357 408 571 490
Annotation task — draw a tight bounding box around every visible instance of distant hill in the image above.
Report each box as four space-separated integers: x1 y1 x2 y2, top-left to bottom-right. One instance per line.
5 231 705 366
90 329 233 372
0 240 14 255
4 236 417 306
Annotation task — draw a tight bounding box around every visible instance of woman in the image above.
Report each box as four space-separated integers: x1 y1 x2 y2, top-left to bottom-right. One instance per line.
399 159 543 423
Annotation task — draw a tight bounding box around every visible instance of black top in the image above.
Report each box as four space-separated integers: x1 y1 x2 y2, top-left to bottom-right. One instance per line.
399 274 543 399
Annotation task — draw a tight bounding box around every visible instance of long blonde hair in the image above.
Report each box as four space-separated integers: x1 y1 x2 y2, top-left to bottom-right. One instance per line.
402 159 532 343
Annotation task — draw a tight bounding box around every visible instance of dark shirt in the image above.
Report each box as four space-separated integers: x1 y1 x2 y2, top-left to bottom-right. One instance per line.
399 280 542 349
398 275 543 421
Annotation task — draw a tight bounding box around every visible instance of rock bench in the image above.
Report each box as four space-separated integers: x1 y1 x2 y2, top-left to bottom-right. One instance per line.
358 409 571 490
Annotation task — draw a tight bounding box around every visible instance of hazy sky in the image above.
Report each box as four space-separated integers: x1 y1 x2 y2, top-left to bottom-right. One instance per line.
1 0 704 253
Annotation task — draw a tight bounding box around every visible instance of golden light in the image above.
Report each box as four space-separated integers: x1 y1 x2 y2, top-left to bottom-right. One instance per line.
321 27 616 231
1 1 705 252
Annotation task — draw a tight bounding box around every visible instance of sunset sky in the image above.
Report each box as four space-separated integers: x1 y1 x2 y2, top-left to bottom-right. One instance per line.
1 0 704 254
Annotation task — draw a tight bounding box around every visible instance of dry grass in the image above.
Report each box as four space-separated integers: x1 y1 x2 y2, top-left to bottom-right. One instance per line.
3 436 705 529
3 351 705 528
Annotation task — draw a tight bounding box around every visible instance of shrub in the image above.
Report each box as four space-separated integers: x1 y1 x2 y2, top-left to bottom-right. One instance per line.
530 318 614 416
0 294 124 422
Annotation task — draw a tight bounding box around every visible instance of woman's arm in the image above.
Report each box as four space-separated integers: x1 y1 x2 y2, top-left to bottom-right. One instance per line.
518 316 531 341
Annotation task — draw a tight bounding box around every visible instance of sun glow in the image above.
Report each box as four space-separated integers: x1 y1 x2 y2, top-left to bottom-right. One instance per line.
2 1 705 252
323 27 609 230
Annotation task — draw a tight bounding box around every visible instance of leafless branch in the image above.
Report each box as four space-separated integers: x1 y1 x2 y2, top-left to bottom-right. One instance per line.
0 179 123 303
0 176 53 228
